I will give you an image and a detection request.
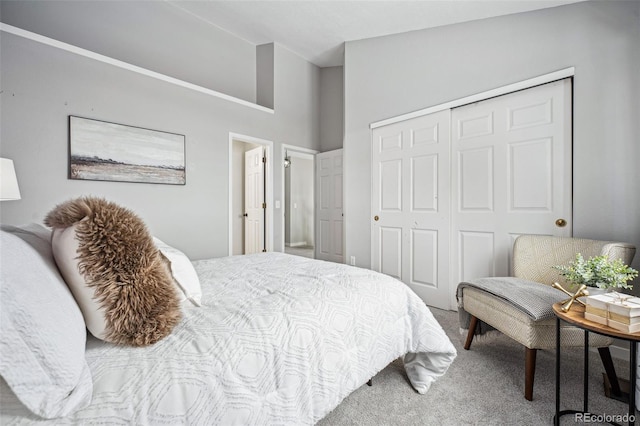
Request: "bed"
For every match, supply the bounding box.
[0,222,456,425]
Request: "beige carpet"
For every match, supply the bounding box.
[319,307,632,425]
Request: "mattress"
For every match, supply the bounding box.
[0,252,456,425]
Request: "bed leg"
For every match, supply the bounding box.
[367,379,372,386]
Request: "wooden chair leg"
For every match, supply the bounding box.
[525,347,537,401]
[464,315,478,350]
[598,347,622,397]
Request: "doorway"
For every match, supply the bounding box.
[229,133,274,256]
[281,144,317,259]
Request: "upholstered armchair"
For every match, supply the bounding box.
[459,235,636,401]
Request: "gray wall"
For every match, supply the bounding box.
[343,1,640,280]
[1,0,258,103]
[273,43,320,151]
[319,66,344,152]
[0,4,321,260]
[257,43,275,109]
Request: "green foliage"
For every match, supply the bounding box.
[554,253,638,290]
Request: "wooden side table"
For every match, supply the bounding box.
[553,302,639,426]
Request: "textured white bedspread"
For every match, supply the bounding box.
[1,252,456,425]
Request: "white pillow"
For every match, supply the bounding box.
[45,197,182,347]
[0,224,92,418]
[154,237,202,307]
[51,223,109,340]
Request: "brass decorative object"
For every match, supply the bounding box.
[552,282,589,312]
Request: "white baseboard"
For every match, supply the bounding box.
[289,241,307,248]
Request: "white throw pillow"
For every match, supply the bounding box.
[45,197,182,347]
[154,237,202,307]
[51,223,109,340]
[0,224,92,419]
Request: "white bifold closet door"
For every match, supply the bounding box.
[372,110,451,309]
[372,79,572,310]
[450,79,572,307]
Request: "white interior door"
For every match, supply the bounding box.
[316,149,344,263]
[450,79,572,306]
[371,111,451,309]
[245,146,265,254]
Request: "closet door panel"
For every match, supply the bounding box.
[450,79,572,307]
[372,111,450,309]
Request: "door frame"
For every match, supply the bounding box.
[280,144,318,254]
[229,132,274,256]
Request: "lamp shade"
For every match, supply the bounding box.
[0,158,21,201]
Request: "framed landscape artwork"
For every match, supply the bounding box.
[69,116,186,185]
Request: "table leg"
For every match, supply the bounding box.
[553,305,638,426]
[584,330,589,414]
[555,317,560,426]
[630,342,636,425]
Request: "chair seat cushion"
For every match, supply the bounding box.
[463,287,613,349]
[458,277,566,321]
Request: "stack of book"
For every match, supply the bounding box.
[584,293,640,333]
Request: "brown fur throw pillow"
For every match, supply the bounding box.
[44,196,181,346]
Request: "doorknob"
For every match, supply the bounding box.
[374,215,379,221]
[555,218,567,227]
[243,213,248,217]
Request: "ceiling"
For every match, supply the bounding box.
[168,0,585,68]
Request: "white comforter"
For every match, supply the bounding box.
[1,253,456,425]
